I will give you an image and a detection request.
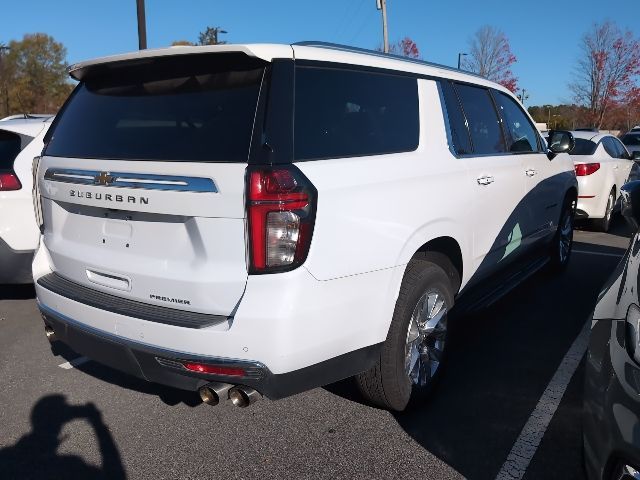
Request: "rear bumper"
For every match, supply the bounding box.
[0,237,33,284]
[39,301,382,399]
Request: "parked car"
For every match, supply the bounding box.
[0,115,53,284]
[584,180,640,479]
[570,131,636,232]
[33,42,577,410]
[622,132,640,156]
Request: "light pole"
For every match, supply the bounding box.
[0,45,9,116]
[136,0,147,50]
[457,52,467,70]
[376,0,389,53]
[213,28,227,45]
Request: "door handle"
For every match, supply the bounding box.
[525,169,537,177]
[477,175,495,186]
[614,165,619,169]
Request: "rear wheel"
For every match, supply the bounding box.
[356,258,454,411]
[594,189,615,232]
[548,197,575,272]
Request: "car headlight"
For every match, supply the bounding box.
[626,304,640,364]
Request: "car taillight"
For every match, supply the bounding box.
[0,172,21,191]
[575,163,600,176]
[246,165,317,274]
[182,362,246,377]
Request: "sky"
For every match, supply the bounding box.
[2,0,638,106]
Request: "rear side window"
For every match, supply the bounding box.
[294,67,419,160]
[45,54,265,162]
[622,134,640,146]
[454,83,506,155]
[0,130,22,170]
[570,139,597,155]
[602,137,620,158]
[492,91,540,153]
[439,81,472,155]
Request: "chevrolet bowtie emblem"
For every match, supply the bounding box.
[95,171,116,186]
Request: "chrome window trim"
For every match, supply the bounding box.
[44,168,218,193]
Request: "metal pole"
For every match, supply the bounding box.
[0,46,9,116]
[136,0,147,50]
[381,0,389,53]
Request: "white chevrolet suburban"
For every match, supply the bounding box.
[33,42,578,411]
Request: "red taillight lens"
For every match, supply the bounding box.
[575,163,600,176]
[247,165,317,273]
[0,172,21,191]
[182,362,246,377]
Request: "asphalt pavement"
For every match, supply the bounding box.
[0,217,633,480]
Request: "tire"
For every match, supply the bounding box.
[356,257,455,411]
[593,189,615,232]
[548,196,575,272]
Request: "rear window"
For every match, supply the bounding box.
[622,134,640,146]
[45,54,265,162]
[294,67,419,160]
[0,130,22,170]
[569,138,597,155]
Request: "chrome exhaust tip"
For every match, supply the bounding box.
[44,325,55,342]
[228,386,261,408]
[198,382,232,406]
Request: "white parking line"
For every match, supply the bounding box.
[495,321,590,480]
[58,356,90,370]
[573,249,623,258]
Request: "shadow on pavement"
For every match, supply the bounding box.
[0,284,35,300]
[50,342,201,408]
[0,394,126,480]
[326,239,628,479]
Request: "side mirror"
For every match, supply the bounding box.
[621,181,640,230]
[633,151,640,161]
[547,130,575,159]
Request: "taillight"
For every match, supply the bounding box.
[575,163,600,176]
[0,172,21,191]
[246,165,317,274]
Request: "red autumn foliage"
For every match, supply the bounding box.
[570,21,640,128]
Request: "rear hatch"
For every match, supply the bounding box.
[38,52,267,316]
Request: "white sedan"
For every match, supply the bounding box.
[569,131,636,231]
[0,115,53,283]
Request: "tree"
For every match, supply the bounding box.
[197,26,227,46]
[2,33,72,116]
[463,25,518,93]
[377,37,421,59]
[570,21,640,129]
[171,40,194,46]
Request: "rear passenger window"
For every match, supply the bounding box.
[0,130,22,171]
[493,91,540,153]
[602,138,618,158]
[294,67,419,160]
[454,83,506,155]
[439,81,472,155]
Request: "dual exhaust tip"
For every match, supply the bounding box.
[199,382,261,408]
[43,325,259,408]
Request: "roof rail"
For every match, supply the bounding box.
[292,41,485,79]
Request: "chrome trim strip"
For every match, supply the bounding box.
[44,168,218,193]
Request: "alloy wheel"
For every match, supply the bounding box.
[404,289,448,386]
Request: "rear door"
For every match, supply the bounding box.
[444,81,527,281]
[491,90,559,246]
[38,53,267,316]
